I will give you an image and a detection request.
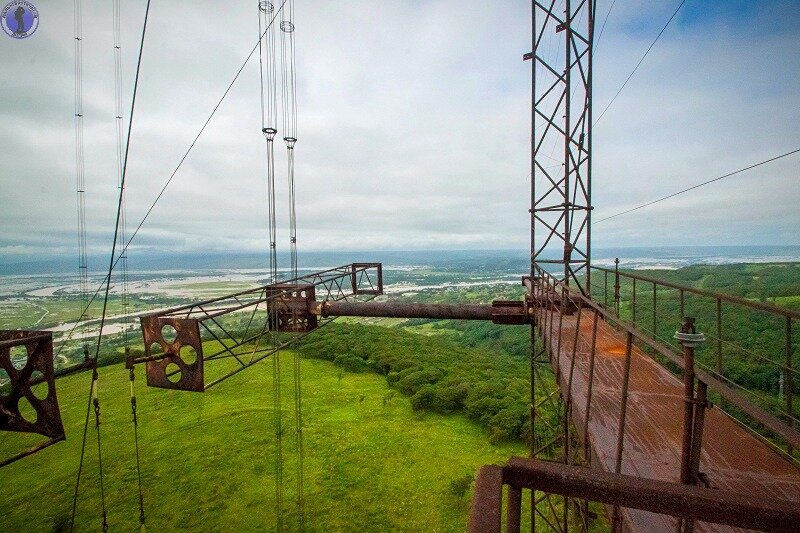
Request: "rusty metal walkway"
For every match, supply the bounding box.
[537,296,800,531]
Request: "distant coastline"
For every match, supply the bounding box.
[1,244,799,276]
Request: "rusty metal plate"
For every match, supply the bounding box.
[267,284,318,332]
[0,331,64,439]
[141,317,204,392]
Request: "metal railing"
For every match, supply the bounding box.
[468,458,800,533]
[533,265,800,453]
[591,263,798,456]
[522,264,800,531]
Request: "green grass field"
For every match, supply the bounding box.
[0,351,528,532]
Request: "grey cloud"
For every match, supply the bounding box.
[1,1,798,263]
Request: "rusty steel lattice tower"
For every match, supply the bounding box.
[525,2,594,529]
[527,0,593,294]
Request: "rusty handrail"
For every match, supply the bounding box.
[591,265,800,320]
[530,266,800,449]
[591,262,798,455]
[468,458,800,533]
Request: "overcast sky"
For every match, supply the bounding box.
[1,1,799,262]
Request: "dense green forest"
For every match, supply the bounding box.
[298,322,553,445]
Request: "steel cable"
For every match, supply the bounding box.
[593,0,615,54]
[595,148,800,223]
[258,1,285,527]
[69,370,96,532]
[279,0,304,527]
[51,0,289,366]
[73,0,89,360]
[113,0,145,525]
[129,367,146,528]
[594,0,685,126]
[71,2,151,530]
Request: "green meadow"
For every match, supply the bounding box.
[0,349,529,532]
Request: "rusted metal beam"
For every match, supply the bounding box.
[470,465,503,533]
[506,484,522,533]
[314,301,492,321]
[500,458,800,533]
[312,300,531,325]
[678,318,699,486]
[0,434,64,468]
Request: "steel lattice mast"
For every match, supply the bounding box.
[525,2,594,529]
[528,0,594,294]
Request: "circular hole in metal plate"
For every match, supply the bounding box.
[29,370,49,401]
[0,368,10,396]
[165,362,181,384]
[18,396,38,425]
[180,345,197,366]
[10,344,28,370]
[150,342,164,357]
[161,324,178,344]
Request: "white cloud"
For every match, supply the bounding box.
[0,0,798,263]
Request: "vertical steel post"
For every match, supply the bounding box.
[683,378,708,533]
[680,289,685,320]
[787,317,794,455]
[507,484,522,533]
[614,258,620,317]
[547,283,553,355]
[612,331,634,530]
[614,331,634,474]
[689,380,708,480]
[716,298,723,376]
[567,304,583,404]
[652,282,657,340]
[529,11,537,532]
[556,291,565,379]
[563,0,572,289]
[679,317,697,486]
[586,0,594,298]
[676,316,706,494]
[583,312,600,464]
[582,310,600,532]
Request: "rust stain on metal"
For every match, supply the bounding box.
[541,307,800,532]
[469,465,504,532]
[0,330,65,439]
[469,458,800,533]
[267,283,318,332]
[141,317,204,392]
